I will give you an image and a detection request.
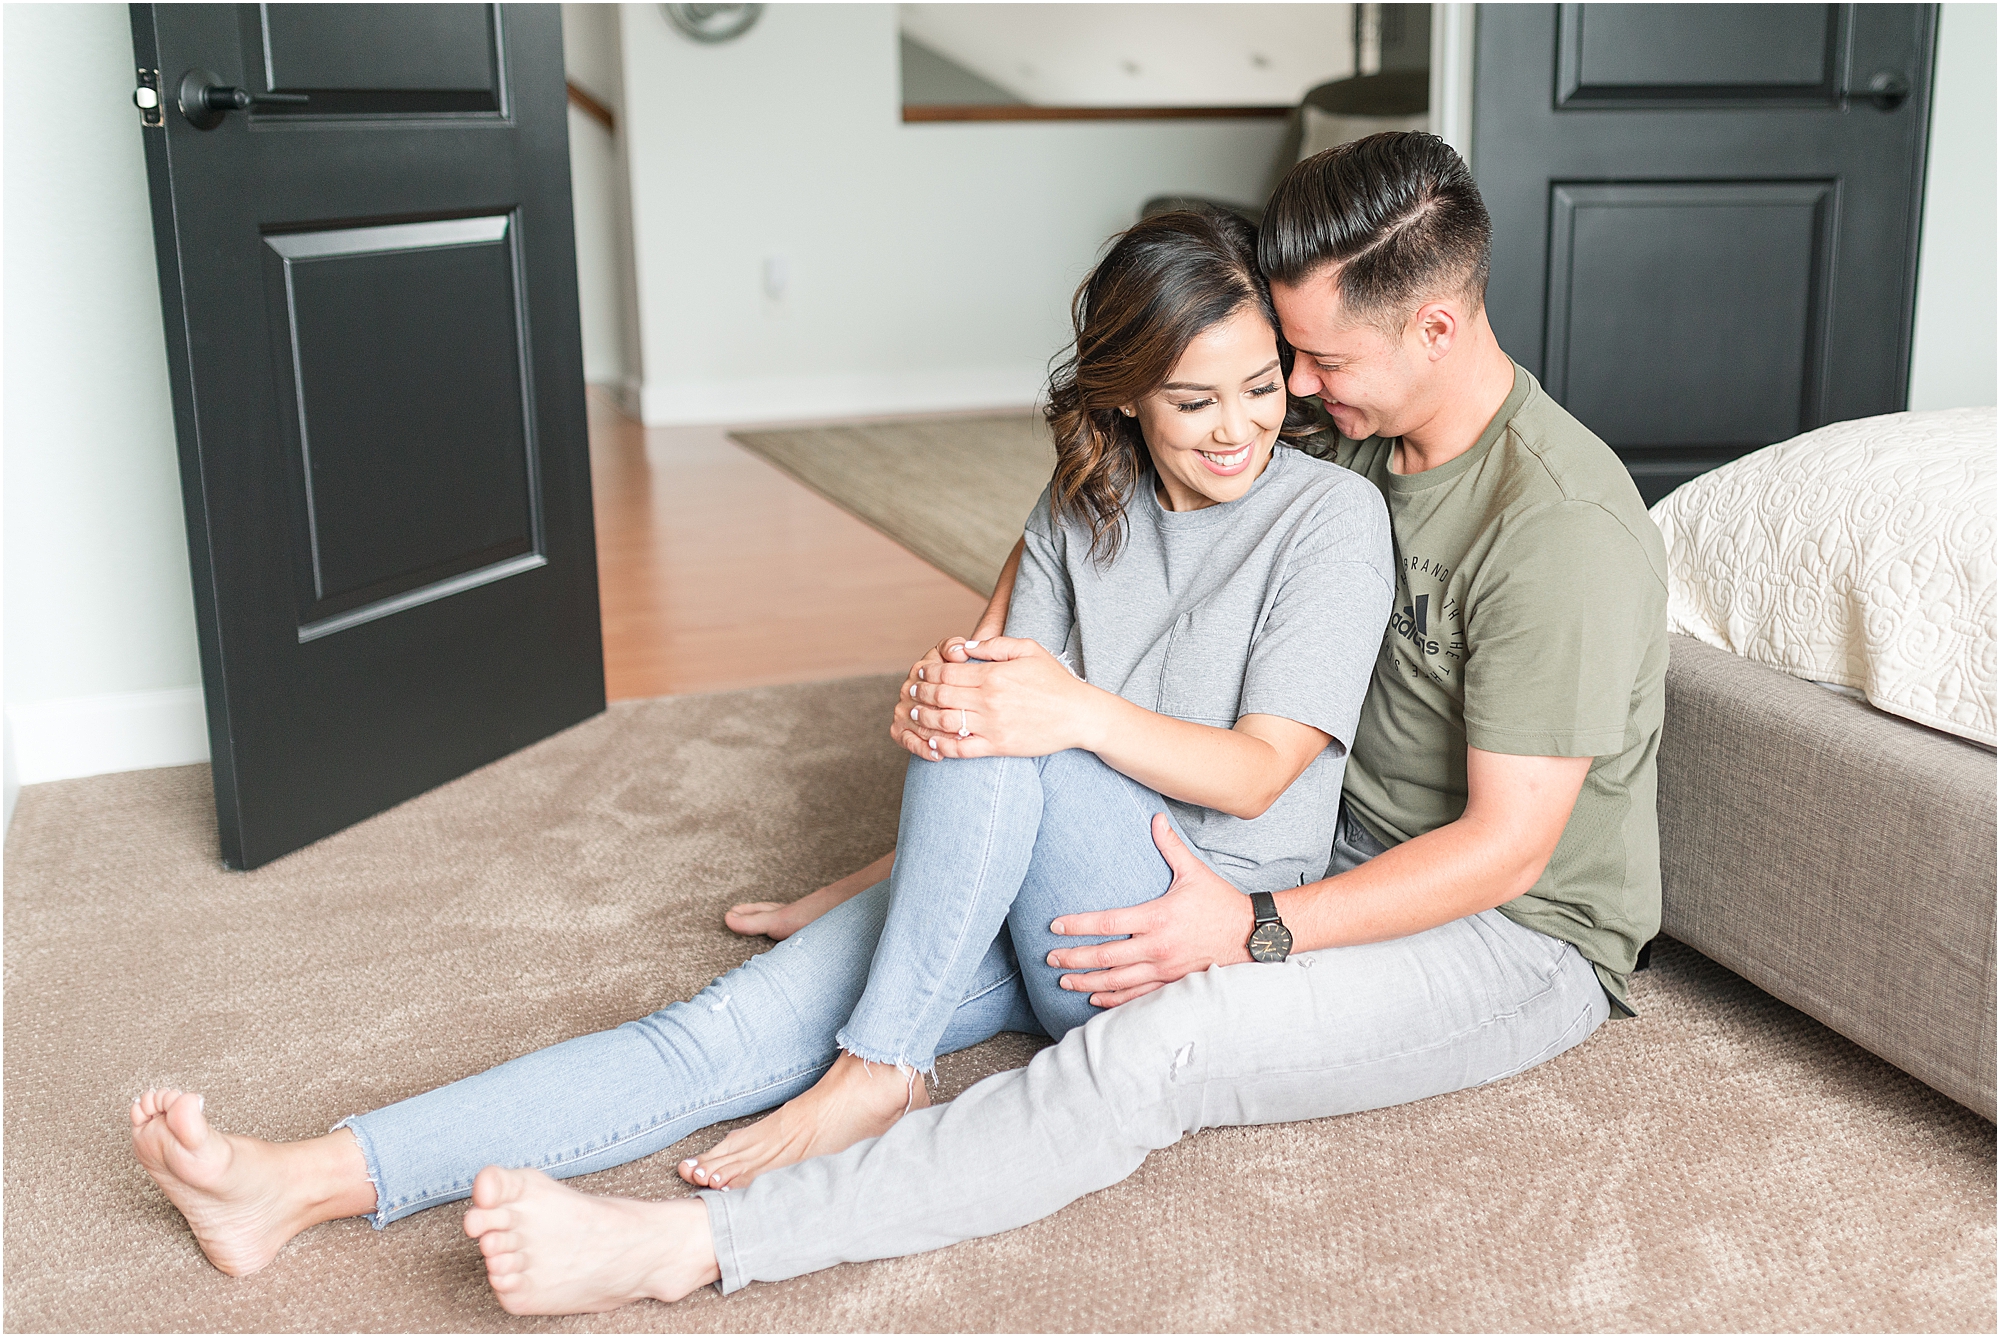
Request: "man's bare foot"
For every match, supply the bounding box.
[463,1166,719,1315]
[723,900,809,941]
[128,1089,374,1276]
[678,1051,928,1190]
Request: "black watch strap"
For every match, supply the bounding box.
[1249,891,1281,925]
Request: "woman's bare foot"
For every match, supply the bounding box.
[723,900,810,941]
[128,1089,374,1276]
[463,1166,719,1315]
[726,852,897,941]
[678,1052,928,1190]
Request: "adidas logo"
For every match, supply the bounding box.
[1389,593,1441,656]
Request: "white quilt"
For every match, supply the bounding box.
[1649,407,1997,745]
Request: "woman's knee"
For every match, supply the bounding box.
[1021,971,1100,1041]
[901,751,1032,795]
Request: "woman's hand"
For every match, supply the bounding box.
[888,635,984,758]
[900,636,1109,760]
[886,538,1026,759]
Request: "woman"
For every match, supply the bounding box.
[128,208,1393,1279]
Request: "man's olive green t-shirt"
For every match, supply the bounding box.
[1331,364,1668,1015]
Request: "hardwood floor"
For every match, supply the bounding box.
[588,390,990,701]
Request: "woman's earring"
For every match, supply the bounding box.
[1120,407,1136,417]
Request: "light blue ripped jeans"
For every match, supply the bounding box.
[339,747,1195,1225]
[698,802,1615,1293]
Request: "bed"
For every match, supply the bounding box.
[1649,407,1996,1119]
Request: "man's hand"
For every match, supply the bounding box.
[1044,814,1254,1007]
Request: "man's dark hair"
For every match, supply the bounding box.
[1258,131,1492,332]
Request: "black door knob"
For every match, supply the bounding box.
[1857,69,1912,112]
[177,68,309,130]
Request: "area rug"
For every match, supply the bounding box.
[3,676,1993,1333]
[731,415,1053,595]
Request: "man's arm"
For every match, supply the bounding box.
[1045,746,1591,1005]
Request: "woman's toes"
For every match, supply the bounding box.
[162,1091,209,1151]
[477,1229,519,1258]
[724,903,797,940]
[470,1164,529,1210]
[464,1205,514,1242]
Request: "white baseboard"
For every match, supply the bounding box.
[639,366,1048,427]
[599,375,645,421]
[7,686,210,787]
[4,719,18,834]
[604,374,644,420]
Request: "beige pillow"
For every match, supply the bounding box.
[1298,105,1430,160]
[1649,407,1996,745]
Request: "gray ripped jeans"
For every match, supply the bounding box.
[698,802,1613,1292]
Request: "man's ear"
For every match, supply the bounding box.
[1413,301,1459,362]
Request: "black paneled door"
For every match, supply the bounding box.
[1475,4,1936,503]
[131,5,604,869]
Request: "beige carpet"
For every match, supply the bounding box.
[731,415,1053,595]
[4,676,1993,1333]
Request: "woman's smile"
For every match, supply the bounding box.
[1197,444,1255,473]
[1132,305,1288,511]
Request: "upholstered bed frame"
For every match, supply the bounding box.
[1658,634,1997,1119]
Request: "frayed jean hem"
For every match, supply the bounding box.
[330,1114,393,1230]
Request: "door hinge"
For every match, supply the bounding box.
[133,68,164,128]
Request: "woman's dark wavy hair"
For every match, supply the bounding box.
[1044,207,1324,562]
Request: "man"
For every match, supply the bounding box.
[459,132,1669,1314]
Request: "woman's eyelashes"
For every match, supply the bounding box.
[1170,383,1281,414]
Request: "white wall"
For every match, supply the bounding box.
[1908,2,1998,411]
[1428,3,1475,160]
[563,3,642,406]
[3,4,209,815]
[0,3,648,814]
[618,3,1291,425]
[3,1,1987,815]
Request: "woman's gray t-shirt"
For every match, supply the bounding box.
[1004,445,1394,893]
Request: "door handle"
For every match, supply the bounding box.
[1853,69,1912,112]
[177,68,309,129]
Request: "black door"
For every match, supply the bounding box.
[130,4,604,869]
[1475,4,1936,503]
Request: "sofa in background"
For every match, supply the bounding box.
[1658,634,1996,1119]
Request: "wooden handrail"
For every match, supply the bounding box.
[566,80,615,133]
[903,104,1291,123]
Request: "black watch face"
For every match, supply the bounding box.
[1248,922,1293,962]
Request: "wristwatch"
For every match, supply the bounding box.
[1246,891,1293,963]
